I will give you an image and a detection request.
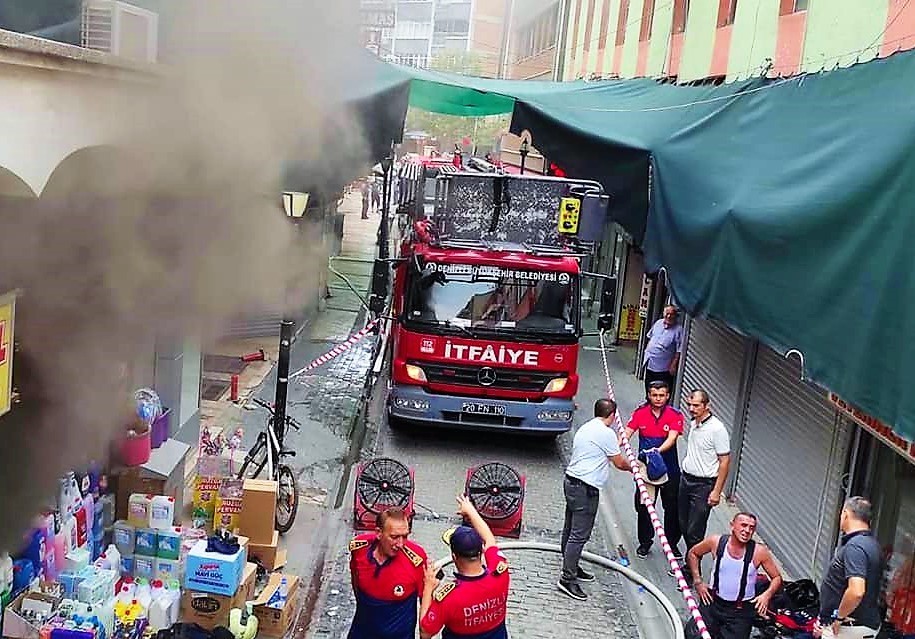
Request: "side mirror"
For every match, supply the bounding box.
[597,276,617,331]
[369,258,390,314]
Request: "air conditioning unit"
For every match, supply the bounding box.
[81,0,158,63]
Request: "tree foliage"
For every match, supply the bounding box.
[404,52,510,154]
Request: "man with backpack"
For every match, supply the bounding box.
[686,512,783,639]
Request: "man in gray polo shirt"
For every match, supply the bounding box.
[643,306,683,396]
[678,389,731,577]
[558,398,631,601]
[815,497,883,638]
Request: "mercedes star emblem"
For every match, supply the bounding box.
[478,367,497,386]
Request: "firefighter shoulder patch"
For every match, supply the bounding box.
[401,545,423,567]
[433,582,456,602]
[494,561,509,575]
[349,538,369,553]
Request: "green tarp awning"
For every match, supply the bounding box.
[364,51,915,442]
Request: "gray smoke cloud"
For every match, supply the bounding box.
[0,0,378,553]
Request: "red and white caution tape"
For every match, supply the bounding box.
[598,330,711,639]
[290,318,381,381]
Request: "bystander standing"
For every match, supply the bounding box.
[557,398,631,601]
[642,306,683,396]
[679,389,731,580]
[814,497,883,639]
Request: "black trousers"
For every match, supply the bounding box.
[644,368,675,396]
[679,473,716,555]
[561,475,600,582]
[635,477,682,551]
[700,597,755,639]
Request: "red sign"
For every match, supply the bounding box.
[0,319,7,365]
[828,392,915,464]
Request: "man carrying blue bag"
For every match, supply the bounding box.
[624,379,685,563]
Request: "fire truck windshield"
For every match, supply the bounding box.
[405,264,579,339]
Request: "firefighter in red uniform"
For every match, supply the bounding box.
[348,507,428,639]
[419,495,510,639]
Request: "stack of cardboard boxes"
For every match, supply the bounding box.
[180,536,256,630]
[238,481,287,573]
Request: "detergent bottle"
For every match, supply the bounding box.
[127,495,152,528]
[134,578,152,611]
[0,551,13,597]
[149,497,175,530]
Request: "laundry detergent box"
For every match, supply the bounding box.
[183,537,248,597]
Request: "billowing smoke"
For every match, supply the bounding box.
[0,0,377,553]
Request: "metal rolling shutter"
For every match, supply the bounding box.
[735,345,851,580]
[679,317,749,433]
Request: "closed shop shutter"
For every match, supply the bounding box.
[679,317,750,433]
[735,345,851,580]
[223,312,285,339]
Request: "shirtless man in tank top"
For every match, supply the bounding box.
[686,512,784,639]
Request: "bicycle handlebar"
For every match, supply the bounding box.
[249,396,302,432]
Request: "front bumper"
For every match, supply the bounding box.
[387,384,573,434]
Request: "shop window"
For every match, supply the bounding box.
[852,432,915,633]
[616,0,631,46]
[672,0,690,34]
[779,0,808,14]
[717,0,738,27]
[639,0,656,41]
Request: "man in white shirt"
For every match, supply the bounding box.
[558,398,631,601]
[678,389,731,581]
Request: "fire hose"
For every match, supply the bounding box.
[598,329,712,639]
[433,542,684,639]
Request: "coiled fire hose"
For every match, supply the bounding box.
[434,542,685,639]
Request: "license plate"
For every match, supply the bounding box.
[461,402,506,416]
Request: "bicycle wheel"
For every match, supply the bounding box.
[275,464,299,534]
[237,434,268,480]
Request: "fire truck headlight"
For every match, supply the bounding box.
[544,377,568,393]
[405,364,427,382]
[538,410,573,422]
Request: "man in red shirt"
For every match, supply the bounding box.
[348,507,428,639]
[624,379,685,562]
[419,495,510,639]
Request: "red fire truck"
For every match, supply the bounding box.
[384,166,614,436]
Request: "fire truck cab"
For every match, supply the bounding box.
[384,167,613,436]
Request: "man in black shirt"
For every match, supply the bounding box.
[815,497,883,638]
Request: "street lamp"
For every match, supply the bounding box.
[519,138,529,175]
[273,191,309,448]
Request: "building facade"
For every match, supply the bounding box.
[560,0,915,82]
[507,0,561,79]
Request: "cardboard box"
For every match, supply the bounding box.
[180,562,257,630]
[184,536,249,597]
[252,574,300,637]
[247,531,287,571]
[238,480,278,545]
[113,439,190,521]
[2,590,62,639]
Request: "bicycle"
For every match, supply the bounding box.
[237,396,301,533]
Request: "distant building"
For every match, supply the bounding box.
[507,0,561,79]
[559,0,915,83]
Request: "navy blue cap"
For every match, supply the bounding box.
[442,526,483,557]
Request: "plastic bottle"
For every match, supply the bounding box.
[153,558,178,582]
[268,577,289,609]
[149,496,175,530]
[617,544,630,567]
[0,551,13,595]
[134,578,152,611]
[112,521,136,556]
[127,495,152,528]
[156,527,181,560]
[134,528,157,557]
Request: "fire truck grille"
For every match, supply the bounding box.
[416,361,559,392]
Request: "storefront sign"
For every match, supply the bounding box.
[638,275,651,319]
[427,262,570,283]
[828,392,915,463]
[618,304,642,341]
[0,291,15,417]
